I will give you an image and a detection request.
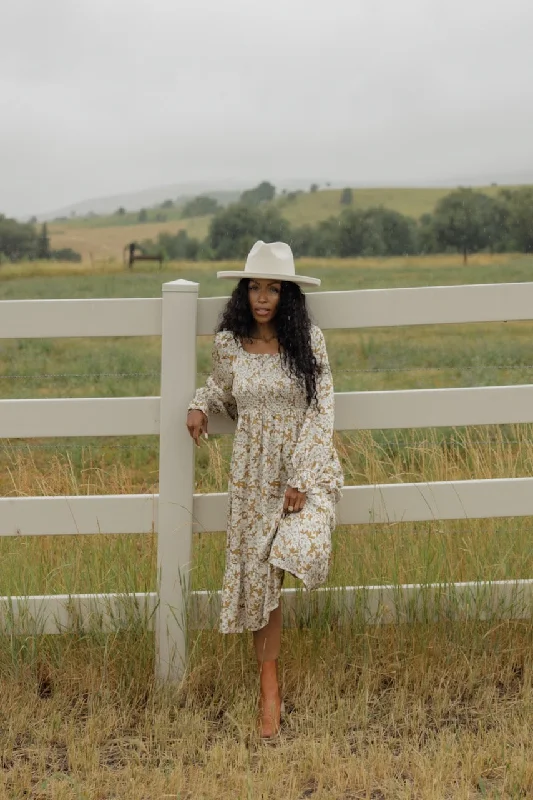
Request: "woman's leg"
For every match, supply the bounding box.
[253,602,282,662]
[253,602,282,738]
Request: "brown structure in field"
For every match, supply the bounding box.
[124,242,164,269]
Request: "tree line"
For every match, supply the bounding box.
[4,183,533,265]
[140,186,533,263]
[0,217,81,263]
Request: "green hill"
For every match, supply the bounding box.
[49,184,531,262]
[276,185,521,226]
[58,184,527,231]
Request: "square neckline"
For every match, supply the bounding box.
[237,336,282,357]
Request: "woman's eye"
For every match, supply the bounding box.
[249,285,279,293]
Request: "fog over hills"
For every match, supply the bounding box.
[33,170,533,223]
[35,178,341,222]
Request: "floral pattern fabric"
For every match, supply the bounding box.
[187,324,344,633]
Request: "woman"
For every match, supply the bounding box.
[186,240,344,738]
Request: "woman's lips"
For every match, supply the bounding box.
[255,309,270,316]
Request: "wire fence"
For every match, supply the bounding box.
[0,372,160,381]
[3,363,533,381]
[2,436,533,454]
[1,441,159,451]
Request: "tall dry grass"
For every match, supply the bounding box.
[1,251,525,278]
[3,621,533,799]
[2,430,533,797]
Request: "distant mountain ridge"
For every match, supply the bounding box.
[35,178,340,222]
[32,170,533,222]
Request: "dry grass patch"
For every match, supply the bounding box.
[2,623,533,798]
[5,252,523,280]
[49,217,210,263]
[295,252,524,271]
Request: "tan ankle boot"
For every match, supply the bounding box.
[258,659,283,739]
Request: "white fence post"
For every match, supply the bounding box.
[155,278,199,682]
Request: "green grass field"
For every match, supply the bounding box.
[3,254,533,797]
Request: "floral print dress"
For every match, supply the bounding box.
[187,324,344,633]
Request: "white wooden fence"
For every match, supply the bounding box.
[3,278,533,680]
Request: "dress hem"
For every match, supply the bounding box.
[268,555,327,592]
[219,595,281,634]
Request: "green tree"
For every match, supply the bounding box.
[500,188,533,252]
[310,183,319,193]
[417,214,439,254]
[484,194,512,253]
[181,196,220,218]
[138,208,148,223]
[150,229,200,260]
[340,187,353,206]
[209,205,260,259]
[336,207,417,257]
[0,215,38,260]
[311,218,340,257]
[372,208,417,255]
[260,206,291,241]
[337,210,366,257]
[36,222,51,259]
[51,247,82,262]
[208,203,289,259]
[289,225,317,257]
[286,191,302,203]
[115,207,126,215]
[240,181,276,207]
[160,199,174,209]
[432,189,495,263]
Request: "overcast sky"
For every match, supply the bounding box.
[2,0,532,217]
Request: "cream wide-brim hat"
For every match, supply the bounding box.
[216,240,321,287]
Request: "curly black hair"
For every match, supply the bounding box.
[216,278,322,407]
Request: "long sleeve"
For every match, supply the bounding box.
[287,326,342,495]
[187,331,237,421]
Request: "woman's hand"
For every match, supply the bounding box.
[283,485,307,514]
[186,409,208,447]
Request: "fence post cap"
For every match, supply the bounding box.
[162,279,199,293]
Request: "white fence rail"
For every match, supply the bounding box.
[5,384,533,441]
[5,477,533,537]
[2,279,533,680]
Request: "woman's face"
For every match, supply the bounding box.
[248,279,282,325]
